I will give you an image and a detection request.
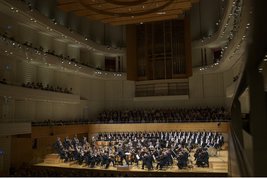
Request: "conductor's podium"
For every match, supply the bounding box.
[43,153,62,164]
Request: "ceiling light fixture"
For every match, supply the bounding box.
[157,11,166,15]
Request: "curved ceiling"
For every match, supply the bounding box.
[57,0,199,25]
[190,0,226,41]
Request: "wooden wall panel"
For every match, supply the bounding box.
[31,127,52,138]
[126,25,137,81]
[88,122,229,134]
[184,14,192,77]
[52,125,88,136]
[10,137,32,168]
[0,136,11,175]
[32,123,229,139]
[32,125,89,138]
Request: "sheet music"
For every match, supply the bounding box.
[136,155,140,159]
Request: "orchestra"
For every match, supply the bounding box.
[53,131,224,170]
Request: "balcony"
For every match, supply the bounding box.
[0,83,80,104]
[0,122,31,136]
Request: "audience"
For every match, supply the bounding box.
[233,74,240,82]
[32,107,230,126]
[10,164,132,177]
[31,119,90,126]
[31,106,230,126]
[0,33,103,71]
[0,78,7,84]
[98,107,230,123]
[21,82,73,94]
[0,77,73,95]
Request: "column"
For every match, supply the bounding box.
[247,68,267,176]
[231,99,244,146]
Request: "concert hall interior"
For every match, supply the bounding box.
[0,0,267,177]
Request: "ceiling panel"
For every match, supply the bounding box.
[57,0,199,25]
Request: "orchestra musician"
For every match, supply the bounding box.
[54,130,220,170]
[54,137,69,162]
[141,152,153,170]
[156,151,168,170]
[195,147,209,167]
[177,148,189,169]
[117,147,129,165]
[101,151,111,169]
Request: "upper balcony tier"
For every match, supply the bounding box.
[0,83,80,104]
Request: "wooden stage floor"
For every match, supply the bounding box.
[34,149,228,176]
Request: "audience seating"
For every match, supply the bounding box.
[97,107,230,123]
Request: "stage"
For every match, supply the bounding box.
[34,149,228,176]
[31,123,230,176]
